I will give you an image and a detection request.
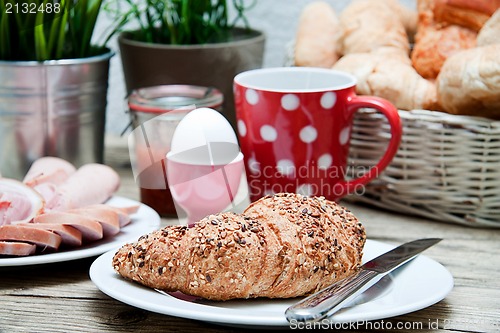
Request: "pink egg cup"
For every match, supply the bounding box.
[166,152,244,227]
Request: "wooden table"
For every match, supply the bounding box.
[1,137,499,332]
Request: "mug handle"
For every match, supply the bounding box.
[334,95,402,198]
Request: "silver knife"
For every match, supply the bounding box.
[285,238,442,323]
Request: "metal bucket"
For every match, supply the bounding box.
[0,52,113,179]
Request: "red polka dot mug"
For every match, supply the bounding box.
[234,67,402,202]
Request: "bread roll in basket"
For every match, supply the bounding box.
[294,0,500,119]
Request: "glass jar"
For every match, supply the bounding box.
[128,85,223,217]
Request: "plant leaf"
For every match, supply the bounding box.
[47,4,62,58]
[0,0,11,59]
[55,0,69,59]
[80,0,103,57]
[34,7,47,61]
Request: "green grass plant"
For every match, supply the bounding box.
[103,0,256,45]
[0,0,107,61]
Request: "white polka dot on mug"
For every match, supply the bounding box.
[234,67,402,202]
[281,94,300,111]
[260,125,278,142]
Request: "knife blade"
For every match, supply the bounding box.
[285,238,442,323]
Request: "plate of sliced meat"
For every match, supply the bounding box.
[0,196,161,267]
[0,157,161,266]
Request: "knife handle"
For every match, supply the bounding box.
[285,269,381,323]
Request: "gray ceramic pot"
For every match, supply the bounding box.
[118,28,265,129]
[0,51,113,179]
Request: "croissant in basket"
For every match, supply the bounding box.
[112,193,366,301]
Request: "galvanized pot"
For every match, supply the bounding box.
[0,51,113,179]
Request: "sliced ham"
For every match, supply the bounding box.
[69,207,120,237]
[112,204,140,215]
[49,164,120,211]
[20,223,82,247]
[86,204,133,227]
[31,182,59,209]
[23,157,76,187]
[0,179,45,225]
[0,225,61,250]
[0,241,36,256]
[34,212,103,242]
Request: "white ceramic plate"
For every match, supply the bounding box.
[0,197,160,267]
[90,239,454,328]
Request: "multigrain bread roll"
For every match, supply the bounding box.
[244,193,366,298]
[436,44,500,118]
[294,1,341,68]
[113,193,366,300]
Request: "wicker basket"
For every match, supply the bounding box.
[346,109,500,227]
